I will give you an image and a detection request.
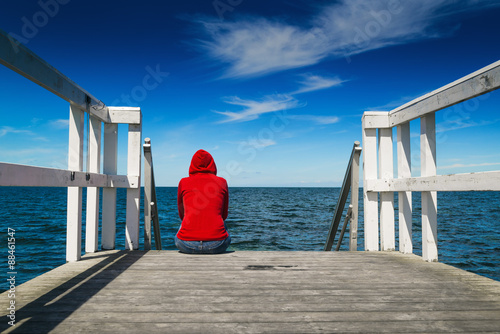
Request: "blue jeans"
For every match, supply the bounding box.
[175,235,231,254]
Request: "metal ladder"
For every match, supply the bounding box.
[324,141,362,251]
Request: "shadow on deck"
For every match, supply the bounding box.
[1,250,143,333]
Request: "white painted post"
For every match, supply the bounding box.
[362,117,379,251]
[378,128,395,251]
[125,122,142,250]
[67,105,84,262]
[102,124,118,250]
[85,116,101,253]
[397,122,412,254]
[421,113,438,262]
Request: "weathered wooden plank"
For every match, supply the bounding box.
[34,293,500,306]
[12,283,484,294]
[10,320,500,334]
[25,270,494,283]
[14,310,500,323]
[25,299,500,314]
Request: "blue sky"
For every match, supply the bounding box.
[1,0,499,187]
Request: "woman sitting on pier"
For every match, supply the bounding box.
[175,149,231,254]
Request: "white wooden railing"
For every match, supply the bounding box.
[0,29,142,262]
[362,60,500,262]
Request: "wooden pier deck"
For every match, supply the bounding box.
[2,250,500,333]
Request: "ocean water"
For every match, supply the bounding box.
[1,187,499,288]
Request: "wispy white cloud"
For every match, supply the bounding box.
[195,0,499,78]
[0,126,34,137]
[285,74,344,124]
[30,118,43,126]
[198,18,328,78]
[288,115,340,125]
[213,94,304,123]
[49,119,69,129]
[436,117,498,133]
[246,138,276,149]
[214,73,343,123]
[34,137,50,142]
[292,74,345,95]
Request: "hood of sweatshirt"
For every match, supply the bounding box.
[189,149,217,176]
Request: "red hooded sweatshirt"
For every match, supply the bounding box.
[176,150,229,241]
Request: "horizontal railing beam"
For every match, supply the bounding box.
[0,29,108,122]
[362,111,390,129]
[108,107,142,124]
[0,162,138,188]
[388,60,500,127]
[365,171,500,192]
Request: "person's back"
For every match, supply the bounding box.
[175,149,230,254]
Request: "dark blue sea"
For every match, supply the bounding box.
[1,187,500,289]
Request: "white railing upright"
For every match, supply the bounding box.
[362,60,500,261]
[0,29,143,262]
[143,138,162,251]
